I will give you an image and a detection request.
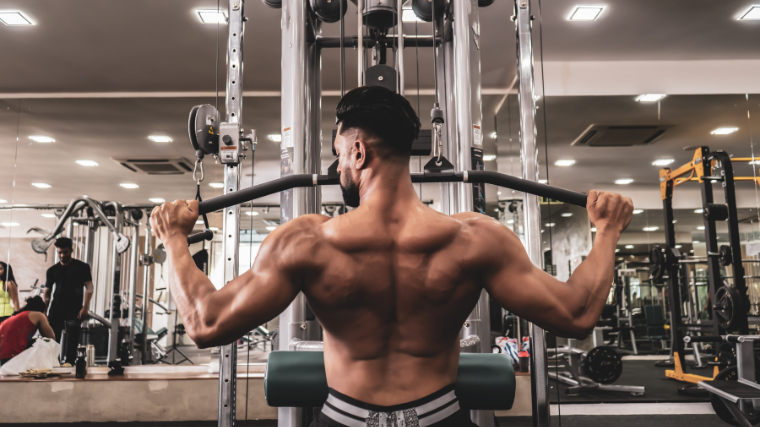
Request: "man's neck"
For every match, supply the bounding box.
[358,161,423,213]
[60,259,72,266]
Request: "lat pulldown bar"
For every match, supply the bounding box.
[187,171,587,244]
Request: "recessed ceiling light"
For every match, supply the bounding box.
[643,226,659,232]
[76,160,98,167]
[1,222,19,227]
[738,5,760,20]
[615,178,634,185]
[625,245,634,249]
[148,135,173,143]
[561,213,573,217]
[538,179,548,184]
[711,127,738,135]
[675,245,682,249]
[545,223,555,227]
[694,209,704,214]
[196,220,204,225]
[633,209,643,214]
[555,159,576,167]
[29,135,55,143]
[196,9,227,24]
[120,183,139,189]
[149,198,165,203]
[636,94,666,103]
[0,11,34,26]
[41,213,56,218]
[615,248,620,253]
[483,154,497,161]
[591,227,597,232]
[672,219,678,223]
[245,211,260,216]
[0,199,6,203]
[697,226,705,230]
[490,132,498,139]
[402,8,423,22]
[507,220,515,224]
[568,6,604,21]
[652,159,674,166]
[693,241,700,244]
[268,134,282,142]
[209,182,224,188]
[209,227,220,231]
[32,183,51,189]
[266,226,277,231]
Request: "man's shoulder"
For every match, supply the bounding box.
[71,259,90,270]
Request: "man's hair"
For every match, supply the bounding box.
[54,237,73,249]
[17,296,46,314]
[336,86,421,157]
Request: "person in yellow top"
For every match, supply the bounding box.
[0,262,20,324]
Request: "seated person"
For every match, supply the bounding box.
[0,296,55,365]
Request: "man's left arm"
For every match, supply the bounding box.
[152,200,321,348]
[78,281,93,320]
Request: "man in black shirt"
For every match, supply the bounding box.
[43,237,94,363]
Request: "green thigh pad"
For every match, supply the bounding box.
[264,351,515,410]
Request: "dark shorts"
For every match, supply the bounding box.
[310,385,477,427]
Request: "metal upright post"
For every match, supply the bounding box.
[141,215,152,364]
[218,1,245,426]
[279,0,321,426]
[514,1,550,426]
[451,1,491,426]
[358,0,364,86]
[127,223,140,359]
[441,9,458,216]
[396,0,404,95]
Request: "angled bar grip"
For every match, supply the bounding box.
[187,229,214,245]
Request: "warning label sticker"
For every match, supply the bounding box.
[283,127,293,148]
[473,124,483,147]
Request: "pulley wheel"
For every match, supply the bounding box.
[310,0,348,23]
[719,245,733,267]
[714,286,742,330]
[649,245,665,282]
[710,366,760,426]
[583,346,623,384]
[188,104,220,156]
[411,0,446,22]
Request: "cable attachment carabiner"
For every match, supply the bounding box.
[430,103,445,165]
[193,150,205,185]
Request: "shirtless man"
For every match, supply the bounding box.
[151,86,633,427]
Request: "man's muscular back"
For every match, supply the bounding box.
[302,202,486,405]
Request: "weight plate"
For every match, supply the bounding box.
[715,286,742,330]
[583,346,623,385]
[650,245,665,282]
[710,366,760,426]
[310,0,347,23]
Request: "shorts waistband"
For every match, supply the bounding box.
[320,385,460,427]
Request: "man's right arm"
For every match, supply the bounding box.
[474,190,633,339]
[44,269,52,304]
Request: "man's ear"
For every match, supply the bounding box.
[352,138,368,170]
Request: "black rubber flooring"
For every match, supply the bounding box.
[549,359,712,403]
[0,415,729,427]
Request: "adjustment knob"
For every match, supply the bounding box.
[223,135,233,145]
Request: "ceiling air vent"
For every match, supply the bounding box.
[113,158,193,175]
[571,124,672,147]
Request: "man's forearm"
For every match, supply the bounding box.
[164,237,219,340]
[567,226,620,328]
